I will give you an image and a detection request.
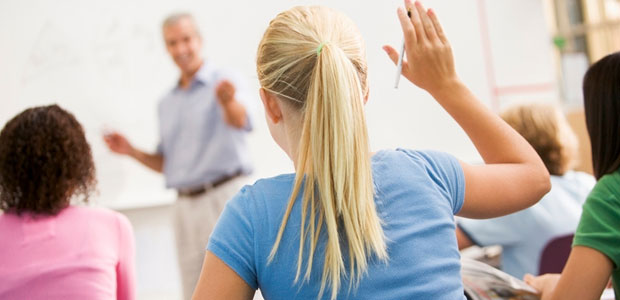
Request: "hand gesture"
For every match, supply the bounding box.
[103,131,134,156]
[523,273,560,300]
[216,80,236,105]
[383,0,458,94]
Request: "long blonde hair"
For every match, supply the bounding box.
[256,6,387,299]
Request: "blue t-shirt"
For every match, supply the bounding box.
[208,149,466,299]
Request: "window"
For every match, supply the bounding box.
[549,0,620,63]
[545,0,620,106]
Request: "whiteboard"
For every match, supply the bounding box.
[0,0,557,209]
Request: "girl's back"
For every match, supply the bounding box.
[0,206,134,300]
[209,149,466,299]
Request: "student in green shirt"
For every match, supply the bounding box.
[525,51,620,299]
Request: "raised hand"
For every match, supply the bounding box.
[383,0,458,94]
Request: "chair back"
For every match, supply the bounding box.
[538,233,574,275]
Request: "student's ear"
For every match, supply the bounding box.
[260,88,283,124]
[363,88,369,104]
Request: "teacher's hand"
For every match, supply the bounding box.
[103,132,134,156]
[216,80,236,105]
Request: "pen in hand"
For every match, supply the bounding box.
[394,8,412,89]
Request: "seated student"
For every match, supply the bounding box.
[456,103,596,279]
[0,105,135,300]
[192,1,550,299]
[525,52,620,299]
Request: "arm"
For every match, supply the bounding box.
[103,132,164,173]
[438,83,549,218]
[192,251,255,300]
[129,148,164,173]
[116,214,136,300]
[525,246,613,300]
[384,0,549,218]
[216,80,248,129]
[525,187,619,300]
[455,226,475,250]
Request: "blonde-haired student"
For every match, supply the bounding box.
[192,1,550,299]
[457,103,595,278]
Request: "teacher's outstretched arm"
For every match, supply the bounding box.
[103,132,163,173]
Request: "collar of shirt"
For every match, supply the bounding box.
[175,60,214,91]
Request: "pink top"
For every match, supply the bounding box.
[0,206,135,300]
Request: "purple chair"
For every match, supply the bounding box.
[538,233,574,275]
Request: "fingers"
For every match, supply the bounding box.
[103,136,112,147]
[103,134,115,145]
[414,1,438,42]
[218,79,234,88]
[523,274,534,284]
[216,81,225,91]
[397,6,416,44]
[216,80,236,103]
[401,1,443,45]
[383,45,410,75]
[217,80,235,93]
[104,136,118,147]
[103,136,118,151]
[405,0,424,42]
[523,273,545,292]
[104,133,128,146]
[382,45,400,65]
[107,133,122,141]
[428,8,448,45]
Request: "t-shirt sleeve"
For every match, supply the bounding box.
[115,213,136,300]
[400,149,466,214]
[573,186,620,269]
[207,186,258,290]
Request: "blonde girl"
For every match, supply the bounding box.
[193,1,549,299]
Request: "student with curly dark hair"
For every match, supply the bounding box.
[0,105,135,300]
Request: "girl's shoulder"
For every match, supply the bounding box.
[227,173,298,213]
[591,170,620,198]
[373,148,462,178]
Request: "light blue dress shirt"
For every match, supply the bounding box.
[208,149,467,299]
[157,62,254,189]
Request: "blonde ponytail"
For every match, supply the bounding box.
[257,6,387,299]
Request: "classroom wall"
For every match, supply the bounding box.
[0,0,558,299]
[0,0,559,209]
[566,109,594,174]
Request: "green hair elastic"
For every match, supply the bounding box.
[317,43,325,55]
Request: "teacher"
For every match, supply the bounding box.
[103,12,253,299]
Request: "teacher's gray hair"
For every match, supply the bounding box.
[162,13,201,38]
